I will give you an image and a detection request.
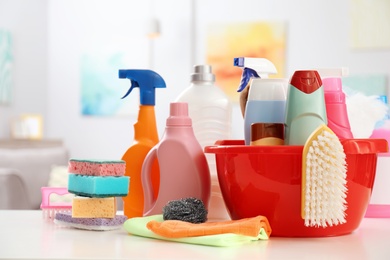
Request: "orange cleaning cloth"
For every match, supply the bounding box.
[146,216,272,238]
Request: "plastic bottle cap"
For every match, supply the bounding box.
[316,68,349,78]
[251,123,285,141]
[322,77,342,92]
[290,71,322,94]
[166,102,192,126]
[248,78,288,101]
[191,65,215,82]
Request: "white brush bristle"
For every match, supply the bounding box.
[304,129,348,227]
[42,209,72,221]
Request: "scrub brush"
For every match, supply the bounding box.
[40,187,73,220]
[302,124,348,227]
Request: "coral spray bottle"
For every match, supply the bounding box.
[142,102,211,216]
[118,69,166,218]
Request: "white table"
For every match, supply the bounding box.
[0,210,389,259]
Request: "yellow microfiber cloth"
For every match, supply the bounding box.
[123,215,271,247]
[146,215,271,238]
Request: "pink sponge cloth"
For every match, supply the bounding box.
[68,159,125,176]
[54,212,127,231]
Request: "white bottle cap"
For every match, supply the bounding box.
[248,78,288,101]
[191,65,215,82]
[316,68,349,78]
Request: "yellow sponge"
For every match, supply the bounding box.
[72,196,117,218]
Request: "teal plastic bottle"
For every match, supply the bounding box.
[284,70,327,145]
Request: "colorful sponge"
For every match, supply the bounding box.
[68,174,129,197]
[68,159,125,177]
[55,212,127,231]
[54,158,129,231]
[72,196,117,218]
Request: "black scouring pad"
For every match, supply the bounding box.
[162,197,208,223]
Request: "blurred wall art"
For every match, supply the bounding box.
[80,41,149,117]
[350,0,390,49]
[0,29,13,105]
[206,21,287,101]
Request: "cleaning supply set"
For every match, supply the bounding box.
[117,67,273,246]
[40,58,386,243]
[175,65,232,219]
[119,69,166,218]
[54,159,129,231]
[205,60,388,236]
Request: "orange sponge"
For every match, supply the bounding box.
[72,196,116,218]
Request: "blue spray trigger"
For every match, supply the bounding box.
[236,68,260,92]
[118,69,166,105]
[121,79,139,99]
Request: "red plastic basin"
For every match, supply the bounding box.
[205,139,388,237]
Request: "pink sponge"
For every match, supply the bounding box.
[68,159,125,176]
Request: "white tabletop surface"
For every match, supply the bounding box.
[0,210,389,259]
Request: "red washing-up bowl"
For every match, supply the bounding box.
[205,139,388,237]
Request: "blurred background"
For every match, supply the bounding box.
[0,0,389,159]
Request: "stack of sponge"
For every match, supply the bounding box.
[54,159,130,231]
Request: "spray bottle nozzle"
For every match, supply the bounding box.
[234,57,245,67]
[234,57,277,92]
[119,69,166,106]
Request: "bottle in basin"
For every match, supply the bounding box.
[234,57,287,145]
[284,70,327,145]
[317,68,353,139]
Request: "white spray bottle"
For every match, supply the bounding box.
[175,65,232,219]
[234,57,287,145]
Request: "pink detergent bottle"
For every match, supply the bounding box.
[141,102,211,216]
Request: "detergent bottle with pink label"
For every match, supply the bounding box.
[141,102,211,216]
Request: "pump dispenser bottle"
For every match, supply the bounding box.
[142,102,211,216]
[175,65,231,219]
[234,57,287,145]
[118,69,166,218]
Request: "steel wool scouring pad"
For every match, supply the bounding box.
[162,197,208,223]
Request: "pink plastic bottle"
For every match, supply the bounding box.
[141,102,211,216]
[318,68,353,139]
